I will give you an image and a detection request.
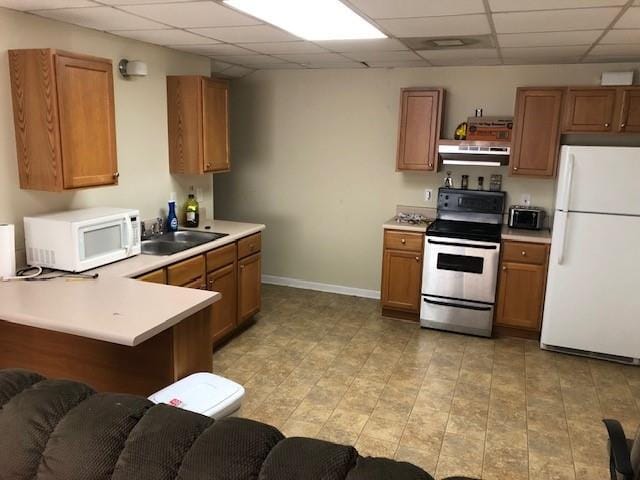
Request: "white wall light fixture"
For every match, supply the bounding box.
[118,59,148,79]
[223,0,386,41]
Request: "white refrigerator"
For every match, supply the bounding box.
[541,146,640,363]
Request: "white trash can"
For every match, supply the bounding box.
[148,372,245,419]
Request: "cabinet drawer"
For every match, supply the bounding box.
[137,268,166,284]
[384,230,423,252]
[238,233,261,259]
[502,241,549,265]
[206,243,236,272]
[167,255,206,286]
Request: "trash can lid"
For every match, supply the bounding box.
[149,372,244,416]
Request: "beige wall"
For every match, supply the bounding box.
[215,62,639,293]
[0,7,213,264]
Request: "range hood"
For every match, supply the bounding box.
[438,140,510,167]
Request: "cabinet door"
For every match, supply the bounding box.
[137,268,166,284]
[563,88,617,133]
[495,262,547,332]
[167,255,206,286]
[55,54,118,188]
[396,88,443,172]
[381,249,422,313]
[618,88,640,133]
[183,277,207,290]
[238,252,261,325]
[202,78,230,173]
[207,263,237,343]
[510,88,563,178]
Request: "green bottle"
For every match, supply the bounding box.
[184,188,199,228]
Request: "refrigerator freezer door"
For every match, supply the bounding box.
[541,211,640,360]
[557,146,640,216]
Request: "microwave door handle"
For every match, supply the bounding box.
[125,216,134,255]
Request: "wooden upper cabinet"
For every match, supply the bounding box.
[8,49,118,192]
[510,87,564,178]
[167,76,229,175]
[618,88,640,133]
[563,87,617,133]
[396,88,444,172]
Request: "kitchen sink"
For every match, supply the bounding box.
[141,230,228,256]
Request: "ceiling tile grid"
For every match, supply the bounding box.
[0,0,639,76]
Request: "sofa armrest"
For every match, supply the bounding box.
[603,419,633,477]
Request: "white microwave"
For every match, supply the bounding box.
[24,207,141,272]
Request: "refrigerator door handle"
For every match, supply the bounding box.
[559,153,575,212]
[556,212,569,265]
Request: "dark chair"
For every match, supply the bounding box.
[604,419,640,480]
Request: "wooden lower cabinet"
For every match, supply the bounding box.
[208,263,237,343]
[137,268,166,284]
[380,229,423,321]
[494,241,550,338]
[238,253,261,326]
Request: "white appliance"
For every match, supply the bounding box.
[24,207,141,272]
[541,146,640,364]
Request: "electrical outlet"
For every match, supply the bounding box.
[520,194,531,206]
[424,189,432,202]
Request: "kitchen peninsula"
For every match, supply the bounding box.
[0,220,264,396]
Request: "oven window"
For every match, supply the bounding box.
[83,224,122,259]
[437,253,484,274]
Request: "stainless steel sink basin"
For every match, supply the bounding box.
[141,230,228,256]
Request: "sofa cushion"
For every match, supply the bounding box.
[346,456,435,480]
[258,437,358,480]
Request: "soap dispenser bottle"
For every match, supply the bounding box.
[167,192,179,232]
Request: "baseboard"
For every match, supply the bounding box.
[262,275,381,300]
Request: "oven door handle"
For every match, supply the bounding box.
[423,298,493,311]
[427,239,497,250]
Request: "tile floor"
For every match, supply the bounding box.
[213,285,640,480]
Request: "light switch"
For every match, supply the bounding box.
[424,189,432,202]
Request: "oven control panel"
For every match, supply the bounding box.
[437,188,505,223]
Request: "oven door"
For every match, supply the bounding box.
[422,236,500,303]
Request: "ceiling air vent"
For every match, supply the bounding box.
[400,35,495,51]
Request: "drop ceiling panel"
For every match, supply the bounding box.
[238,42,328,54]
[429,57,502,66]
[37,6,163,30]
[120,1,261,28]
[489,0,626,12]
[346,0,485,19]
[214,54,287,65]
[0,0,95,9]
[493,8,620,33]
[614,7,640,28]
[501,45,591,58]
[498,31,603,48]
[367,59,429,68]
[503,57,582,65]
[344,50,420,62]
[274,52,357,65]
[590,43,640,55]
[316,38,408,52]
[99,0,194,4]
[222,65,254,77]
[377,14,491,37]
[111,28,213,45]
[417,48,499,60]
[171,43,254,55]
[190,25,298,43]
[601,29,640,43]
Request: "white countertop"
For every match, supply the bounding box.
[383,218,552,244]
[501,226,552,244]
[0,220,264,346]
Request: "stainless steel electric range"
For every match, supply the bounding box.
[420,188,505,337]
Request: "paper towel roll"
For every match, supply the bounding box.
[0,224,16,280]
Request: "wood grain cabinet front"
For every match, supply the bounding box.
[495,241,550,338]
[9,49,118,191]
[167,76,229,174]
[206,243,237,344]
[396,88,444,172]
[167,255,206,287]
[563,87,618,133]
[238,253,261,326]
[380,229,424,320]
[618,88,640,133]
[137,268,167,284]
[510,87,564,178]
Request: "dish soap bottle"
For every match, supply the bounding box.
[184,187,199,228]
[167,193,179,232]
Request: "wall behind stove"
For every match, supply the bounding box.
[215,63,640,294]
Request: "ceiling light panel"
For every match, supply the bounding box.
[223,0,386,41]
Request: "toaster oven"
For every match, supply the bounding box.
[508,206,545,230]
